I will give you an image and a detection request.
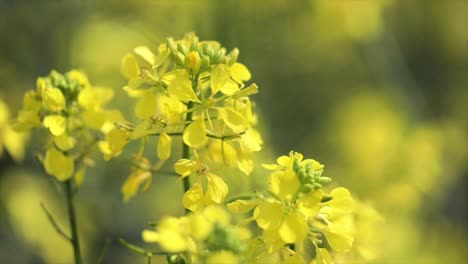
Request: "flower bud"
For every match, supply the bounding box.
[201,56,211,70]
[293,158,301,173]
[175,52,185,66]
[167,37,177,54]
[166,254,187,264]
[317,177,332,185]
[299,183,314,194]
[232,83,259,99]
[185,51,201,74]
[177,42,189,55]
[227,48,239,65]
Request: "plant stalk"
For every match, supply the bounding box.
[65,180,82,264]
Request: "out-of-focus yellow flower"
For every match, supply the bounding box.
[143,206,248,262]
[206,250,239,264]
[0,99,28,161]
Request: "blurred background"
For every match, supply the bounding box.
[1,0,467,263]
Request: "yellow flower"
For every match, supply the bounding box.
[175,158,228,212]
[142,217,192,252]
[0,99,28,161]
[121,156,153,201]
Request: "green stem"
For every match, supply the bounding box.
[182,101,194,214]
[65,180,82,264]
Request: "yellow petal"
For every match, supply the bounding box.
[211,64,230,94]
[253,201,283,230]
[44,147,74,181]
[205,173,228,204]
[237,158,254,175]
[227,199,259,214]
[54,133,76,151]
[157,132,172,160]
[183,119,207,148]
[43,115,66,136]
[142,230,159,243]
[322,214,355,252]
[219,108,247,132]
[134,46,156,65]
[156,217,189,252]
[183,178,205,212]
[322,187,354,217]
[121,171,152,201]
[278,211,308,243]
[121,53,140,79]
[316,248,333,264]
[135,91,157,119]
[107,128,130,156]
[220,79,239,95]
[167,71,199,102]
[78,87,114,110]
[209,140,237,167]
[174,159,198,177]
[42,87,65,112]
[269,170,300,201]
[230,62,251,81]
[298,190,323,218]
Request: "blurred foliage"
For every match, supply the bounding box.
[1,0,467,263]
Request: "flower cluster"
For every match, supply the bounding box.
[230,152,355,263]
[143,206,250,264]
[9,32,380,264]
[13,70,122,183]
[104,32,262,201]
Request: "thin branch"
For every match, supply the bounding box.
[96,237,111,264]
[118,238,173,256]
[40,202,71,242]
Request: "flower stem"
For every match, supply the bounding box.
[182,101,194,214]
[65,179,82,264]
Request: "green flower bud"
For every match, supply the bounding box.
[201,56,211,70]
[313,183,322,189]
[177,42,189,55]
[175,52,185,66]
[166,254,187,264]
[206,223,245,254]
[293,158,301,173]
[227,48,239,65]
[299,183,314,194]
[166,37,177,54]
[317,177,332,185]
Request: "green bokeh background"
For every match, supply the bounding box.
[1,0,467,263]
